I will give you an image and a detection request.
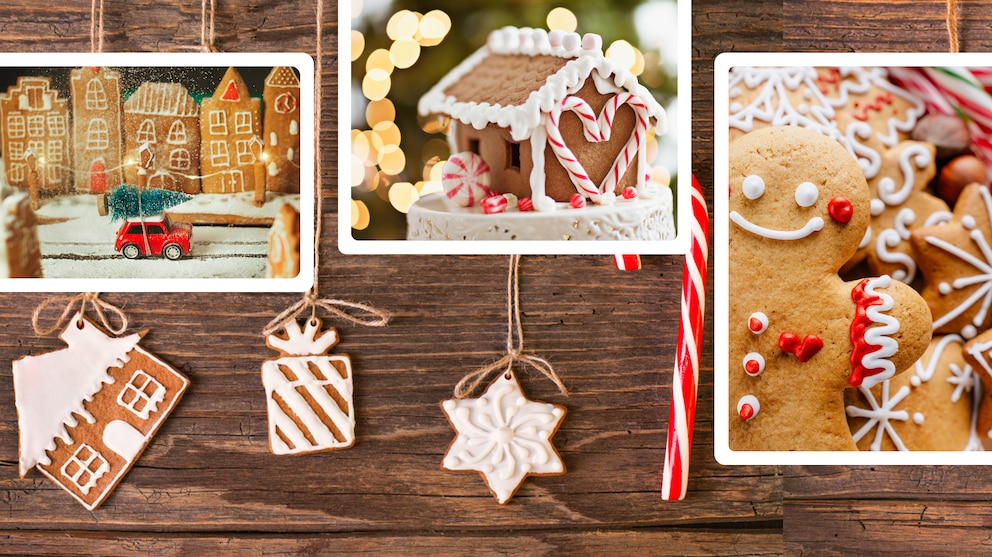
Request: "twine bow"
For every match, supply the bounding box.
[32,292,128,336]
[454,255,567,399]
[263,292,390,336]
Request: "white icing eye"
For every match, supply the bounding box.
[743,352,765,376]
[737,395,760,421]
[747,312,768,334]
[742,175,764,200]
[795,182,819,207]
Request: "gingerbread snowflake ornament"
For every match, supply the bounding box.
[441,370,566,504]
[262,317,355,454]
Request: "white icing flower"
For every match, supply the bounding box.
[441,372,565,504]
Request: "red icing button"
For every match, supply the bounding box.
[745,360,761,375]
[779,332,824,362]
[739,404,754,420]
[828,196,853,223]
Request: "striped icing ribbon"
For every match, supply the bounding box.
[661,175,709,501]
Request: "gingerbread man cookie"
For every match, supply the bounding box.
[729,126,932,451]
[845,335,976,451]
[912,183,992,339]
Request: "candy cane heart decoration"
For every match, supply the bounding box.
[546,92,651,203]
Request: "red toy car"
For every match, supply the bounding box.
[114,214,192,260]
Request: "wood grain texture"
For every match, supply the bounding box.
[0,0,783,554]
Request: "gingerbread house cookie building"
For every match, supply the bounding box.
[123,82,201,194]
[411,27,675,241]
[200,67,262,194]
[70,67,124,193]
[0,77,71,193]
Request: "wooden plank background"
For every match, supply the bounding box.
[7,0,986,554]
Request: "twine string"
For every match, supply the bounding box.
[32,293,129,337]
[90,0,104,53]
[264,0,390,336]
[201,0,218,52]
[947,0,960,53]
[453,255,567,399]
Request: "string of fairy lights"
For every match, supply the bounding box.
[350,4,673,234]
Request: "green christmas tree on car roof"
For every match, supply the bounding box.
[104,184,192,221]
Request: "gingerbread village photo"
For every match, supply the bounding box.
[0,61,307,282]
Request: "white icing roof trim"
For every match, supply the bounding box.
[418,26,668,143]
[12,313,142,476]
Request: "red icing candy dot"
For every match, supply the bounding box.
[745,360,761,375]
[828,196,853,223]
[570,193,586,209]
[622,187,638,200]
[739,403,755,420]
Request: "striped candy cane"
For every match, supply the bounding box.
[545,93,651,202]
[889,66,992,171]
[662,176,709,501]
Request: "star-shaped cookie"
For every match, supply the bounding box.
[911,182,992,338]
[440,371,566,504]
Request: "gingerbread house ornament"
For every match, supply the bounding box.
[123,82,201,194]
[418,27,668,211]
[262,66,301,193]
[0,76,71,193]
[262,318,355,455]
[12,313,189,510]
[200,67,262,194]
[70,67,124,193]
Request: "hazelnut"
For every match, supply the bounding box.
[913,114,971,160]
[937,154,987,205]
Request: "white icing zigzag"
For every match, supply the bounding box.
[858,275,900,390]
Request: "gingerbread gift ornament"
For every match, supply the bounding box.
[728,126,932,451]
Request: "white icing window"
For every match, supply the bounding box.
[85,79,108,110]
[61,443,109,495]
[136,119,156,144]
[289,120,298,136]
[27,115,44,137]
[87,119,109,150]
[169,148,191,171]
[7,114,25,138]
[46,140,63,162]
[269,131,277,146]
[210,140,230,167]
[167,121,187,145]
[234,111,252,134]
[7,162,24,183]
[28,140,44,159]
[117,369,165,419]
[235,139,254,165]
[47,113,65,136]
[47,164,61,183]
[209,110,227,135]
[7,141,24,161]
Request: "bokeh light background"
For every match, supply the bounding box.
[349,0,680,240]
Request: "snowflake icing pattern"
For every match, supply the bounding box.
[441,371,565,504]
[846,381,911,451]
[919,185,992,339]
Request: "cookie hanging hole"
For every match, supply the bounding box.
[76,318,85,330]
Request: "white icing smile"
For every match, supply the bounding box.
[730,211,824,241]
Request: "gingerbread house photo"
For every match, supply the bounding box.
[410,26,675,241]
[12,314,189,510]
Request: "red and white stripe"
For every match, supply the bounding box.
[545,93,652,202]
[441,152,493,208]
[662,176,709,501]
[613,254,641,271]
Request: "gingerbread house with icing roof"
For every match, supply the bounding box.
[418,26,668,211]
[12,314,189,510]
[123,82,201,195]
